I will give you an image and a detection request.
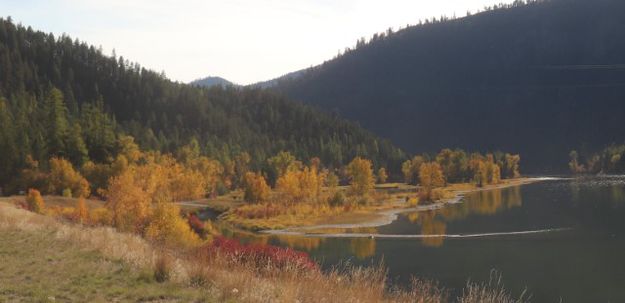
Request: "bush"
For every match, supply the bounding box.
[154,254,173,283]
[62,188,72,198]
[73,198,89,224]
[90,207,113,226]
[26,189,45,214]
[328,191,346,207]
[200,236,318,272]
[145,202,200,248]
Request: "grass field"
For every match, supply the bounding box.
[0,229,214,302]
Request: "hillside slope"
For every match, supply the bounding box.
[0,18,405,186]
[274,0,625,172]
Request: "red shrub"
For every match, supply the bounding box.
[200,236,318,272]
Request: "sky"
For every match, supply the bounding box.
[3,0,516,85]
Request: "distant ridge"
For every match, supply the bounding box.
[190,76,237,88]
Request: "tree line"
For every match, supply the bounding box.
[569,145,625,174]
[0,17,406,194]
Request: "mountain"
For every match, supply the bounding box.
[250,69,307,89]
[0,18,406,187]
[190,76,236,88]
[272,0,625,172]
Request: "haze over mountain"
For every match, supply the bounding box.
[271,0,625,172]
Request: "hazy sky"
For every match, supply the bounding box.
[4,0,515,84]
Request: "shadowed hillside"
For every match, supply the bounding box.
[273,0,625,172]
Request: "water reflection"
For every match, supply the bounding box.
[349,238,376,259]
[406,186,523,247]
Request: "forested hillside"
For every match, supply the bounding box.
[190,76,236,88]
[272,0,625,172]
[0,18,405,189]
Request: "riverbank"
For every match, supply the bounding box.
[262,177,545,236]
[0,201,525,303]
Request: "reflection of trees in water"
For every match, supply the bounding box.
[611,185,625,206]
[276,235,324,251]
[407,186,523,247]
[349,237,376,259]
[569,177,625,208]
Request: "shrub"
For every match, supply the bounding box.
[73,198,89,224]
[200,236,318,272]
[145,202,200,248]
[154,254,173,283]
[90,207,113,226]
[328,191,346,207]
[26,189,45,214]
[62,188,72,198]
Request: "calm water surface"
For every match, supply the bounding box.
[233,177,625,302]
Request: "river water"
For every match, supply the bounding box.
[232,177,625,302]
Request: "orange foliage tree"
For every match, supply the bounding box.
[47,157,90,198]
[242,172,270,203]
[73,198,89,224]
[26,188,45,214]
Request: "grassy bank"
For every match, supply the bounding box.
[0,202,526,303]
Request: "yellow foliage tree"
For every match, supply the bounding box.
[401,156,425,185]
[48,157,90,198]
[419,162,445,191]
[26,188,45,214]
[242,172,270,203]
[275,165,324,203]
[73,198,89,224]
[90,207,113,226]
[346,157,374,196]
[105,168,152,232]
[377,167,388,184]
[145,202,200,248]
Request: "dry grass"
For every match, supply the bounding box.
[0,202,529,303]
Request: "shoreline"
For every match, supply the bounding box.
[262,177,549,236]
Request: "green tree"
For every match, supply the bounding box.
[66,122,89,166]
[44,88,70,158]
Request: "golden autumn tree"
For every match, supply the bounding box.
[48,157,90,198]
[419,162,445,197]
[189,156,224,196]
[469,153,488,187]
[276,165,324,204]
[401,155,425,185]
[267,151,297,184]
[26,188,45,214]
[377,167,388,184]
[346,157,374,196]
[105,167,152,232]
[242,172,270,203]
[145,202,200,248]
[73,198,89,224]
